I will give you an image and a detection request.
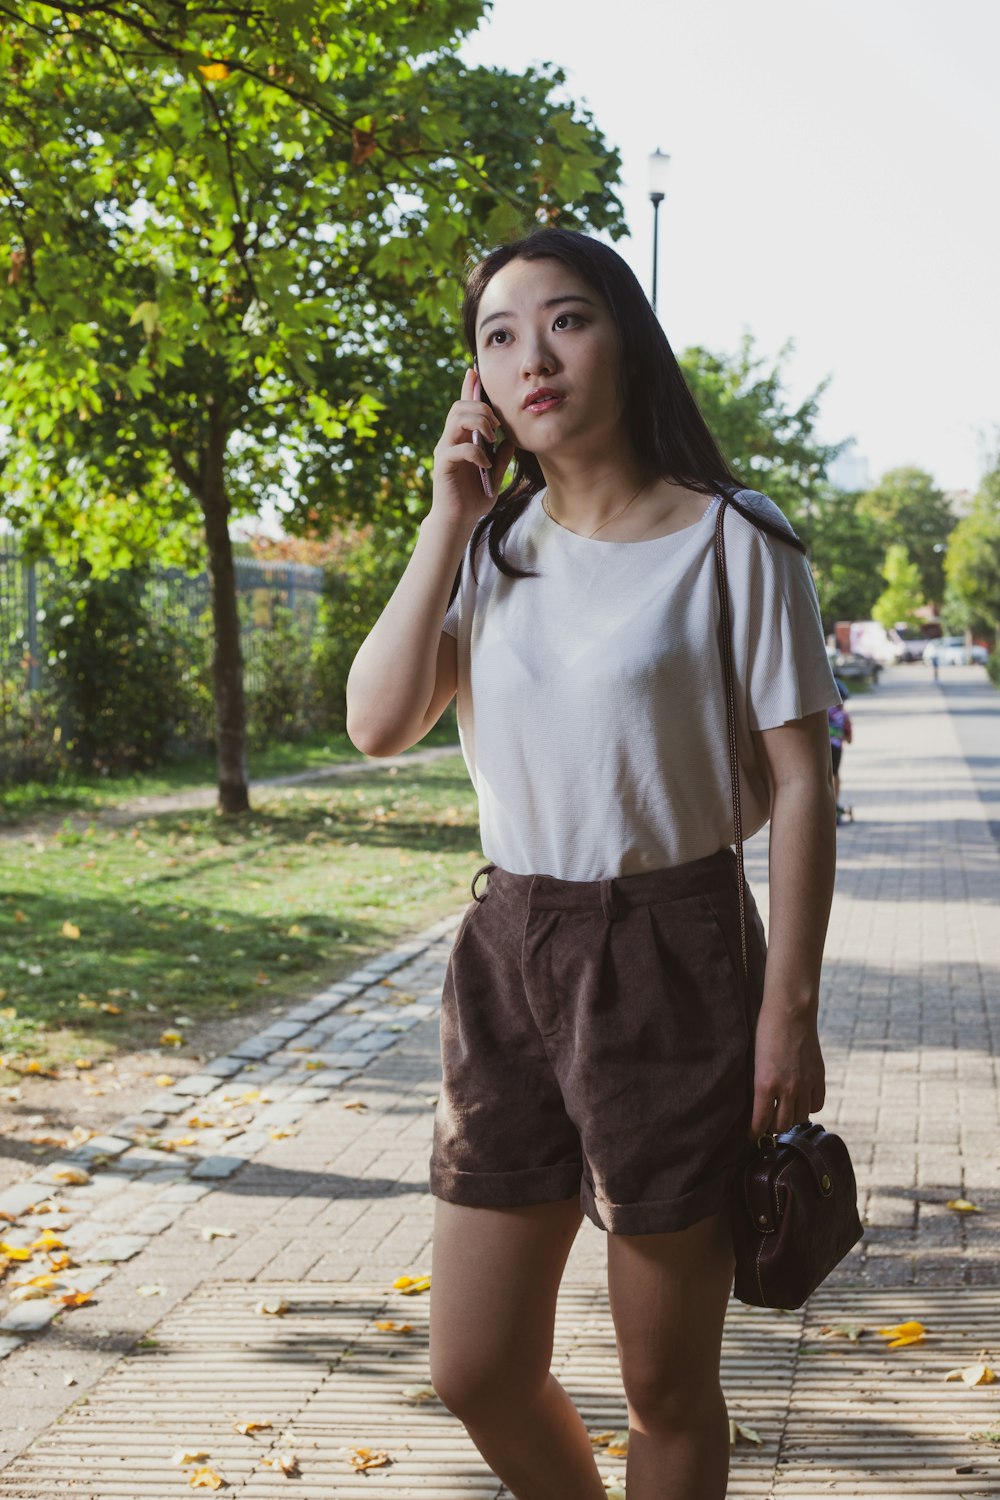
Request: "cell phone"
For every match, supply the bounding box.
[471,359,495,501]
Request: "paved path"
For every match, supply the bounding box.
[0,665,998,1496]
[0,742,458,843]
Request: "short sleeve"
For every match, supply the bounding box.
[731,496,842,732]
[441,532,476,638]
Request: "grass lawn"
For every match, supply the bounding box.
[0,742,482,1079]
[0,711,459,825]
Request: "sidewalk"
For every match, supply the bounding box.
[0,665,998,1497]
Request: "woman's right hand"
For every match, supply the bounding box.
[429,365,515,529]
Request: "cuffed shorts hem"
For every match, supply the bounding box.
[429,1159,583,1208]
[581,1166,736,1236]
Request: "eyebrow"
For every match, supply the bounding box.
[478,294,597,332]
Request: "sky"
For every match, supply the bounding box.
[459,0,1000,495]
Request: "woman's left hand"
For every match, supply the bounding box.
[748,1001,826,1141]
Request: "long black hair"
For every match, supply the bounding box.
[446,227,804,608]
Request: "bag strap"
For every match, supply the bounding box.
[713,496,748,982]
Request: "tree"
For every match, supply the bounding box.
[0,2,625,811]
[942,466,1000,638]
[680,332,847,528]
[800,486,885,630]
[872,544,925,632]
[856,467,956,605]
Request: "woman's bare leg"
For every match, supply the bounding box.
[429,1196,607,1500]
[607,1198,736,1500]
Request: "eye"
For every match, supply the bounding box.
[553,312,583,330]
[486,328,511,346]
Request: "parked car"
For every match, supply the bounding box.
[894,624,937,663]
[826,646,880,684]
[922,636,988,666]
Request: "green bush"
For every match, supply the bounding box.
[244,599,319,750]
[312,521,417,737]
[39,564,191,773]
[0,673,68,782]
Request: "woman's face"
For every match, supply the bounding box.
[473,256,624,460]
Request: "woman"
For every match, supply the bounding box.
[345,228,840,1500]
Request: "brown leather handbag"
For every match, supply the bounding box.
[713,495,864,1310]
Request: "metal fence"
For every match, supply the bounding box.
[0,546,326,782]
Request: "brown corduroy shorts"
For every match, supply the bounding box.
[429,847,768,1235]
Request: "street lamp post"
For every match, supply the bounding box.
[648,148,671,315]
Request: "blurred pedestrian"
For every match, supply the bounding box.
[828,700,853,821]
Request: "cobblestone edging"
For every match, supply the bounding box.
[0,908,463,1360]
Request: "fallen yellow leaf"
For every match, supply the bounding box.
[100,1002,121,1015]
[255,1297,289,1316]
[268,1127,297,1140]
[73,1058,93,1070]
[401,1385,438,1402]
[0,1242,33,1261]
[877,1320,926,1347]
[53,1290,92,1307]
[262,1452,299,1475]
[160,1031,184,1047]
[374,1320,413,1333]
[187,1466,225,1489]
[51,1167,90,1185]
[155,1074,175,1087]
[200,1227,237,1241]
[30,1231,66,1250]
[61,921,81,940]
[341,1099,368,1111]
[232,1420,272,1435]
[945,1364,996,1386]
[172,1448,210,1465]
[11,1284,56,1302]
[394,1273,431,1295]
[946,1198,983,1213]
[347,1446,390,1471]
[729,1419,763,1446]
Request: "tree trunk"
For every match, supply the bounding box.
[201,408,250,814]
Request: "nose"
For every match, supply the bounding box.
[519,331,557,382]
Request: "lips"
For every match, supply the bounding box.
[523,387,564,412]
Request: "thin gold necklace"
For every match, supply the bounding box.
[542,476,652,539]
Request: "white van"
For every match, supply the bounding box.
[847,620,904,666]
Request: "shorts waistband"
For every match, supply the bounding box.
[470,847,739,920]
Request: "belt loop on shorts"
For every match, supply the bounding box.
[599,877,621,921]
[471,862,497,903]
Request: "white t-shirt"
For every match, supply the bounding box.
[441,486,841,881]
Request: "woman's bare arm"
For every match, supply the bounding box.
[747,707,837,1138]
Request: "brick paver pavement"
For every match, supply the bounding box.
[0,663,997,1496]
